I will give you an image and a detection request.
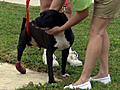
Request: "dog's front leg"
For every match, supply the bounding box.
[62,48,69,75]
[46,49,56,83]
[15,30,28,74]
[17,36,27,61]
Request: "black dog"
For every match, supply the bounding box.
[15,10,74,83]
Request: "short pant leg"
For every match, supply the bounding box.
[94,0,120,18]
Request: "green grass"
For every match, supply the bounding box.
[0,1,120,90]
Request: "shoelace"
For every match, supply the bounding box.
[69,51,79,60]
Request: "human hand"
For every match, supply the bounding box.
[45,26,63,35]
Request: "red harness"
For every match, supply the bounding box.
[26,0,30,37]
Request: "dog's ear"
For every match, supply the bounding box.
[39,10,46,16]
[60,13,68,24]
[40,11,44,16]
[39,9,50,16]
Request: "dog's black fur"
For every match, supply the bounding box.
[17,10,74,83]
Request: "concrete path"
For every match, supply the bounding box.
[0,0,40,6]
[0,62,60,90]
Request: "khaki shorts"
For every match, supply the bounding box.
[94,0,120,18]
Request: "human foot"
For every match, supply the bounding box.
[64,80,91,89]
[90,74,111,84]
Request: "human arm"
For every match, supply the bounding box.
[46,8,89,35]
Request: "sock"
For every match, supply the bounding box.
[43,49,46,54]
[69,47,72,53]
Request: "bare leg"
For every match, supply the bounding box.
[40,0,52,12]
[73,16,112,86]
[92,31,110,79]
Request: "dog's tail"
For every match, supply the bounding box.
[21,18,26,33]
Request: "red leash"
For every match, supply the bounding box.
[64,0,69,7]
[62,0,69,12]
[26,0,30,37]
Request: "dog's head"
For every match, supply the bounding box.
[33,10,68,29]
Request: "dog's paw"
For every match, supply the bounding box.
[62,73,70,77]
[49,80,57,84]
[15,61,26,74]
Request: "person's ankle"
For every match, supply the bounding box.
[73,78,90,86]
[92,73,109,79]
[100,72,109,76]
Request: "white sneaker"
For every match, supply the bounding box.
[64,80,91,89]
[67,51,82,66]
[42,54,59,67]
[90,74,111,84]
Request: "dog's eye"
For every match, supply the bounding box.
[40,13,42,16]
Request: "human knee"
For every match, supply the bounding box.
[40,0,52,12]
[89,26,106,37]
[90,17,112,37]
[40,5,50,12]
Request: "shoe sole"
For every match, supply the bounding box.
[70,63,82,66]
